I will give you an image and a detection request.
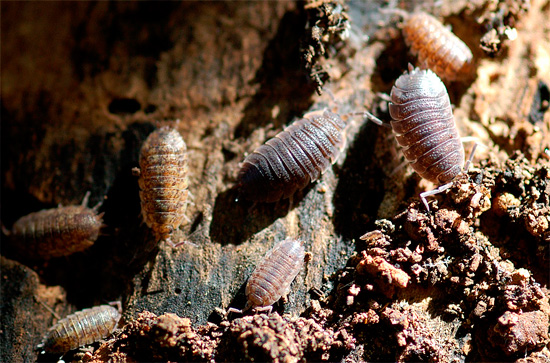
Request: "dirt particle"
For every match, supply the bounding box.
[488,310,549,356]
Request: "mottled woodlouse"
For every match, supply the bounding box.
[6,192,103,259]
[366,66,474,210]
[237,110,346,202]
[230,238,305,314]
[134,126,189,247]
[402,11,474,81]
[38,303,122,354]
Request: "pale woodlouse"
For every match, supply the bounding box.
[237,110,346,202]
[38,303,122,354]
[402,11,474,81]
[134,126,189,247]
[230,238,305,314]
[7,192,103,259]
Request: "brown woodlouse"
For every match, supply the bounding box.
[38,303,122,354]
[230,238,306,314]
[403,12,473,81]
[134,126,189,247]
[7,192,103,259]
[237,110,346,202]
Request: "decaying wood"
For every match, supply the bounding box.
[1,0,549,362]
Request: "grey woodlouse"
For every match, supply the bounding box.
[231,238,305,314]
[389,66,465,185]
[135,126,189,247]
[403,12,473,81]
[38,303,122,354]
[7,192,103,259]
[237,110,346,202]
[364,65,475,210]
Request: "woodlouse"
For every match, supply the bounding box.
[231,238,305,314]
[7,192,103,259]
[364,65,474,210]
[38,303,122,354]
[403,12,473,81]
[237,110,346,202]
[389,66,465,184]
[135,126,189,247]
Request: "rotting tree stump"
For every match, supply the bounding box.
[1,0,549,362]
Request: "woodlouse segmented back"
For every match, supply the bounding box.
[39,303,122,354]
[244,238,305,313]
[136,126,189,246]
[403,12,473,81]
[237,110,346,202]
[9,192,103,259]
[389,66,465,185]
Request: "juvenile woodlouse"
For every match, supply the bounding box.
[38,303,122,354]
[7,192,103,259]
[230,238,305,314]
[135,126,189,247]
[403,12,473,81]
[237,110,346,202]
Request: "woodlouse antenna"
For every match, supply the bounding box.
[35,297,61,320]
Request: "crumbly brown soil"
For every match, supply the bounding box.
[1,0,549,362]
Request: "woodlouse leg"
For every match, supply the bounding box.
[167,236,198,248]
[227,307,244,315]
[419,182,454,211]
[253,305,273,315]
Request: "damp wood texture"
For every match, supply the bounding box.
[1,0,549,362]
